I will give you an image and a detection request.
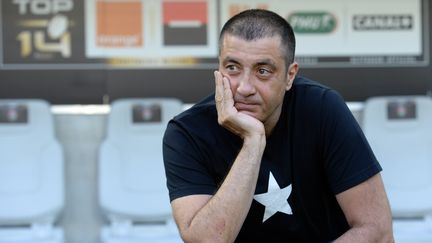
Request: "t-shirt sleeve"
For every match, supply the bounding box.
[163,121,217,201]
[320,90,382,194]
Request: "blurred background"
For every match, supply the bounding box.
[0,0,431,242]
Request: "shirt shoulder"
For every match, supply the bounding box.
[173,94,215,122]
[288,76,343,119]
[169,94,219,134]
[291,75,335,102]
[292,76,331,92]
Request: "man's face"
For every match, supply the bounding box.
[218,34,298,130]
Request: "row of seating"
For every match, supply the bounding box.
[99,99,183,242]
[0,96,431,242]
[0,99,64,243]
[0,98,183,243]
[363,96,432,243]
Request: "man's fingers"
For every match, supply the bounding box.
[214,71,236,125]
[214,71,233,106]
[222,76,233,104]
[214,71,223,103]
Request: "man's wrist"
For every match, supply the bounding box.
[243,133,266,152]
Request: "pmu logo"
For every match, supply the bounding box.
[353,15,413,30]
[12,0,74,58]
[288,12,337,34]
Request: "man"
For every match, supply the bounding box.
[163,9,393,242]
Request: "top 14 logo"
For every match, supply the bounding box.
[12,0,74,58]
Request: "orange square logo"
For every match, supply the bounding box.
[96,0,143,47]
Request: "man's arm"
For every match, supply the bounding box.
[172,136,264,242]
[170,71,266,243]
[335,173,394,243]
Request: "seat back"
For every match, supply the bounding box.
[363,96,432,217]
[0,99,64,225]
[99,98,183,223]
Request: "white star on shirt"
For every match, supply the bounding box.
[253,172,293,222]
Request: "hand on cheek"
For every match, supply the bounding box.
[214,70,265,139]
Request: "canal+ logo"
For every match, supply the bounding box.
[288,11,337,34]
[353,15,413,31]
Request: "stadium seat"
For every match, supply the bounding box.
[0,99,64,243]
[363,95,432,243]
[98,98,183,243]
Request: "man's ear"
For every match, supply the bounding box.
[286,62,299,91]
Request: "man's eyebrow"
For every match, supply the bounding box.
[222,57,276,68]
[256,59,277,69]
[222,56,240,65]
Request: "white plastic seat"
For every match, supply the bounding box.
[99,98,183,243]
[363,96,432,242]
[0,99,64,243]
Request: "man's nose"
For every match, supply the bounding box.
[236,74,256,96]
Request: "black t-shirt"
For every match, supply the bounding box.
[163,76,382,242]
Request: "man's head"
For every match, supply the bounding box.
[219,9,296,69]
[217,9,299,134]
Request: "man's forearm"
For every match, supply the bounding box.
[182,135,266,243]
[335,174,394,243]
[334,224,394,243]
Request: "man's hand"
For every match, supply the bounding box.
[214,70,265,139]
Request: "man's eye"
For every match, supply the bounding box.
[226,65,237,71]
[258,69,270,75]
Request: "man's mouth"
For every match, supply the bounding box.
[235,102,257,111]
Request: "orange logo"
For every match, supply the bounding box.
[96,1,143,48]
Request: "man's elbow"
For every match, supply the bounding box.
[377,223,394,243]
[180,233,231,243]
[369,219,394,243]
[178,222,233,243]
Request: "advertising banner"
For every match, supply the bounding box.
[0,0,428,69]
[1,0,94,67]
[85,0,218,62]
[220,0,427,67]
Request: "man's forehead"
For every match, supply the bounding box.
[221,33,282,44]
[220,35,283,54]
[220,35,283,59]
